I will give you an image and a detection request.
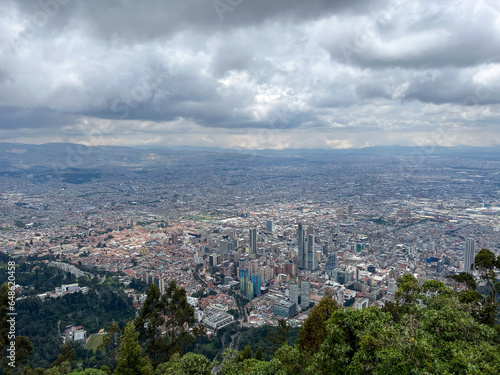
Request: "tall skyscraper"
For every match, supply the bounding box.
[252,273,261,297]
[307,234,318,271]
[348,205,354,217]
[297,223,305,269]
[240,268,249,292]
[245,280,254,300]
[249,228,257,254]
[301,281,310,309]
[289,283,299,305]
[266,219,275,233]
[464,238,475,274]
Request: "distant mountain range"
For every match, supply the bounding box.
[1,142,499,172]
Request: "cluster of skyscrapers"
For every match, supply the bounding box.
[236,225,480,320]
[239,267,261,300]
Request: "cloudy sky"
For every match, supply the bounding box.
[1,0,500,149]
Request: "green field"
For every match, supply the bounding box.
[85,333,105,352]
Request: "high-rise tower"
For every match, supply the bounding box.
[464,238,475,274]
[249,228,257,254]
[252,273,261,297]
[301,281,310,309]
[297,223,305,269]
[240,268,249,293]
[289,283,299,305]
[266,219,275,233]
[307,234,318,271]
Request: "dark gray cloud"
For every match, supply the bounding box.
[0,106,77,130]
[0,0,499,148]
[400,68,500,105]
[14,0,379,42]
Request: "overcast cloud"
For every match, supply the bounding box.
[1,0,499,149]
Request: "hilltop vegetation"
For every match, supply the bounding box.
[0,254,136,371]
[1,249,499,374]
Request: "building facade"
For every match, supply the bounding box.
[464,238,475,274]
[249,228,257,254]
[273,300,297,318]
[289,283,299,305]
[301,280,310,309]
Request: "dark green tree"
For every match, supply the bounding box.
[44,361,72,375]
[51,341,76,368]
[449,272,477,290]
[395,273,421,306]
[134,283,167,368]
[15,335,34,367]
[238,344,252,362]
[474,248,499,326]
[297,293,338,354]
[475,248,498,293]
[21,366,45,375]
[161,280,201,360]
[448,272,484,321]
[381,300,400,323]
[113,321,153,375]
[135,281,201,368]
[271,344,304,375]
[254,346,263,361]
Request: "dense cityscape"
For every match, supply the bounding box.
[1,144,499,338]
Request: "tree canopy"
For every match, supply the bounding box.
[113,321,153,375]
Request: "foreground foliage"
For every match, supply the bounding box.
[220,276,500,374]
[10,250,500,374]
